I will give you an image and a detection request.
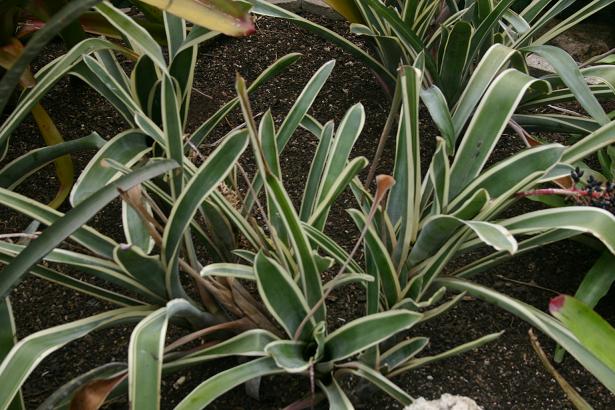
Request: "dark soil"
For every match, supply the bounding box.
[1,12,614,410]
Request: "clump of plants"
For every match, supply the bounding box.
[0,0,615,408]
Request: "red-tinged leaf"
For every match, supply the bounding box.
[550,294,615,371]
[69,373,126,410]
[139,0,255,37]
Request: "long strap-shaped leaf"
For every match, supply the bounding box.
[70,130,151,205]
[438,277,615,394]
[318,379,354,409]
[300,121,335,221]
[166,329,278,371]
[388,66,422,269]
[562,120,615,164]
[0,160,177,298]
[348,209,400,307]
[254,252,313,340]
[323,310,422,363]
[0,38,121,152]
[0,189,117,257]
[236,76,326,323]
[451,44,521,136]
[524,45,610,125]
[248,0,394,88]
[449,144,564,209]
[162,72,185,199]
[0,299,24,410]
[449,69,549,198]
[0,307,153,409]
[129,299,214,409]
[526,0,615,47]
[188,53,301,147]
[175,357,283,409]
[96,1,166,71]
[0,253,144,307]
[162,131,248,269]
[338,361,413,406]
[243,60,336,213]
[0,133,104,191]
[0,0,101,115]
[409,216,517,267]
[140,0,254,36]
[499,207,615,254]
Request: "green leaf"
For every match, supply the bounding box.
[452,44,521,136]
[529,0,615,47]
[140,0,255,37]
[380,337,429,372]
[71,130,151,205]
[0,38,122,151]
[96,1,166,71]
[523,45,609,125]
[0,252,145,306]
[500,207,615,254]
[129,300,213,409]
[265,340,311,373]
[348,209,400,307]
[421,87,455,154]
[389,66,422,268]
[409,216,517,267]
[82,54,141,116]
[114,245,167,299]
[162,130,248,269]
[439,20,472,103]
[175,357,282,409]
[0,307,152,409]
[391,331,503,374]
[450,69,549,197]
[341,361,413,405]
[318,378,353,409]
[323,311,422,362]
[575,251,615,310]
[562,120,615,164]
[166,329,278,371]
[550,295,615,372]
[302,222,363,274]
[263,174,326,323]
[449,144,564,209]
[0,160,177,298]
[438,277,615,393]
[0,299,24,410]
[0,132,104,191]
[201,263,254,280]
[163,11,185,60]
[254,252,313,339]
[300,121,334,221]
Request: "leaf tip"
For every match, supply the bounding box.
[549,294,566,314]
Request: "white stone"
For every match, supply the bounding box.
[404,394,483,410]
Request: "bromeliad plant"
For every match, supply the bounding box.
[0,0,255,209]
[0,0,287,255]
[174,60,615,405]
[248,0,615,95]
[168,71,506,408]
[249,0,615,190]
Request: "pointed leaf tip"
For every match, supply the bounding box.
[549,294,566,314]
